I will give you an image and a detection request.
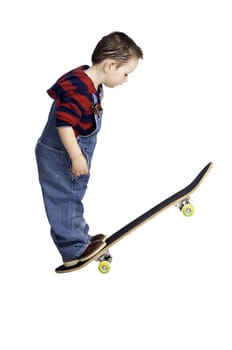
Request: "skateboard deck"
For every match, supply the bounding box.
[56,161,213,274]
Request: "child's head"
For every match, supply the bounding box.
[91,31,143,88]
[91,31,143,65]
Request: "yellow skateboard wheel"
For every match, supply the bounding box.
[181,203,194,217]
[98,261,111,274]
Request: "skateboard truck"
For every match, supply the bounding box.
[176,197,195,217]
[95,250,113,273]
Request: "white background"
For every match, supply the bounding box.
[1,0,231,349]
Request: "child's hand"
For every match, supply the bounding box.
[71,154,88,177]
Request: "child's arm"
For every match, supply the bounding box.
[57,126,88,176]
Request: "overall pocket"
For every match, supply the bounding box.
[35,140,64,181]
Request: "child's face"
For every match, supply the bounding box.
[103,57,139,88]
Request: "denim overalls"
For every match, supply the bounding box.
[35,94,102,262]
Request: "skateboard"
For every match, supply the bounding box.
[55,161,213,274]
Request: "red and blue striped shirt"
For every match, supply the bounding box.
[47,65,103,136]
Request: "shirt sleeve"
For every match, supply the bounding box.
[54,93,95,136]
[55,96,82,128]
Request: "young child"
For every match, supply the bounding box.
[35,31,143,267]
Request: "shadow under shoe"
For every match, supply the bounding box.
[64,240,106,267]
[79,240,106,262]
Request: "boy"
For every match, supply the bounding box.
[35,31,143,267]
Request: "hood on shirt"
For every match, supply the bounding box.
[47,65,89,100]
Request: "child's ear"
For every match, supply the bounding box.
[103,59,117,73]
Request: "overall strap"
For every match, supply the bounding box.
[92,93,101,117]
[92,93,98,105]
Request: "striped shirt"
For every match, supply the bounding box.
[47,65,103,136]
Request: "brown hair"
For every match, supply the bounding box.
[91,31,143,65]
